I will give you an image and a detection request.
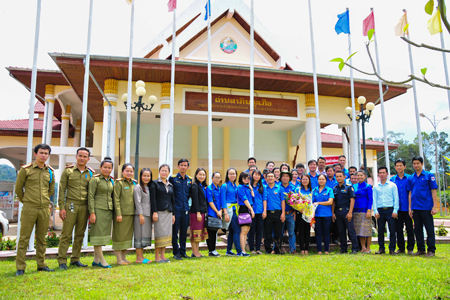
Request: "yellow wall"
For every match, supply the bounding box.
[0,136,74,148]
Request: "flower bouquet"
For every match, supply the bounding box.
[284,191,316,223]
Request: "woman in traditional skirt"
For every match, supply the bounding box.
[113,163,136,265]
[134,168,155,264]
[189,168,209,258]
[353,170,373,253]
[151,164,176,263]
[206,171,223,257]
[88,157,115,268]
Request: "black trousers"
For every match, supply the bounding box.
[330,221,339,242]
[207,228,218,252]
[377,207,396,252]
[413,210,436,253]
[296,212,310,251]
[335,209,359,252]
[264,211,283,254]
[396,211,415,251]
[248,214,263,251]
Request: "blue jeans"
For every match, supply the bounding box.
[283,212,296,252]
[377,207,396,252]
[227,210,242,254]
[172,211,189,256]
[413,210,436,253]
[315,216,332,252]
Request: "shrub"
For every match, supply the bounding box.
[0,234,17,251]
[45,231,60,248]
[436,222,449,237]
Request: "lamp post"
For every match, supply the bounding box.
[345,96,375,174]
[122,80,158,179]
[419,113,448,216]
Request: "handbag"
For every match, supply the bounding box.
[238,213,252,225]
[206,186,222,230]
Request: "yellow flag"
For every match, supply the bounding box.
[394,13,408,36]
[427,9,442,35]
[125,0,132,4]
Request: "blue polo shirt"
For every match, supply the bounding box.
[326,177,338,189]
[309,173,319,190]
[237,184,253,206]
[169,173,192,212]
[279,182,296,212]
[206,183,222,218]
[390,173,411,212]
[312,186,334,217]
[220,182,238,209]
[407,170,438,210]
[343,168,350,178]
[264,184,283,211]
[252,183,267,214]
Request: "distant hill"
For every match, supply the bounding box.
[0,164,16,182]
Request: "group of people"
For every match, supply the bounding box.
[13,144,439,276]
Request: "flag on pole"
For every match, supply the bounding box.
[363,11,375,36]
[204,0,211,21]
[125,0,132,4]
[335,10,350,35]
[427,9,442,35]
[168,0,176,12]
[394,12,408,36]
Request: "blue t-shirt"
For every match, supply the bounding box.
[407,170,438,210]
[279,182,296,212]
[309,173,319,190]
[312,186,334,217]
[237,184,253,206]
[390,174,411,212]
[354,182,373,213]
[220,182,238,210]
[206,184,222,218]
[252,184,267,214]
[326,177,338,189]
[264,184,283,211]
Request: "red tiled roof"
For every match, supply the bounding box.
[34,101,45,114]
[321,132,399,149]
[0,118,61,131]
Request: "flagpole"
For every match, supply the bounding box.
[307,0,322,157]
[347,8,359,168]
[249,0,255,158]
[126,0,135,164]
[371,8,390,174]
[404,10,424,158]
[207,1,213,176]
[169,7,176,173]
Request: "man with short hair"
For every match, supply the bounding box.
[15,144,55,276]
[390,158,414,255]
[308,160,319,189]
[279,171,296,254]
[263,172,286,254]
[57,147,95,270]
[332,171,359,254]
[248,165,257,177]
[246,157,257,172]
[346,167,358,184]
[262,168,270,186]
[333,163,342,172]
[373,166,399,255]
[325,166,337,189]
[339,155,349,178]
[349,173,358,185]
[317,157,327,175]
[408,156,438,257]
[295,163,305,177]
[169,159,192,260]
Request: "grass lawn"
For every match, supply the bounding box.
[434,214,450,219]
[1,244,450,299]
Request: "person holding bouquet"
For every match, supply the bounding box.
[279,171,297,254]
[296,175,312,255]
[312,174,334,255]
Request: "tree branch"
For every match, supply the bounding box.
[438,0,450,35]
[400,36,450,53]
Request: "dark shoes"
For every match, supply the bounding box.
[59,264,68,270]
[70,261,87,267]
[350,251,358,255]
[424,252,435,257]
[173,254,183,260]
[338,251,348,254]
[395,250,405,254]
[413,251,427,256]
[375,249,386,254]
[37,266,54,272]
[180,253,190,259]
[389,250,397,255]
[407,251,414,255]
[15,270,25,276]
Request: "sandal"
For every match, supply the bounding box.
[142,258,152,264]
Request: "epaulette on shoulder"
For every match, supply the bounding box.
[21,163,32,169]
[47,165,55,171]
[87,166,95,173]
[110,176,115,180]
[93,174,101,177]
[116,178,124,181]
[172,174,177,178]
[65,165,75,169]
[187,175,192,179]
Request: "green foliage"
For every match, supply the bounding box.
[436,222,449,236]
[0,234,16,251]
[338,62,345,71]
[347,52,358,61]
[0,164,16,182]
[421,67,428,76]
[330,52,357,72]
[45,231,60,248]
[330,58,344,63]
[425,0,435,15]
[367,29,375,41]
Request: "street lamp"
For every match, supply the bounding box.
[345,96,375,174]
[122,80,158,179]
[419,113,449,216]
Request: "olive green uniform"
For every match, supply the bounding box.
[112,178,136,250]
[57,165,95,265]
[15,162,55,271]
[88,174,114,246]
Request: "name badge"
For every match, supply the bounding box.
[124,187,130,190]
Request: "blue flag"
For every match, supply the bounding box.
[335,10,350,35]
[204,0,211,21]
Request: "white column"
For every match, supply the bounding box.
[102,79,118,161]
[73,119,81,147]
[58,111,70,177]
[372,153,378,186]
[342,127,349,168]
[44,84,55,146]
[305,94,318,166]
[159,83,171,167]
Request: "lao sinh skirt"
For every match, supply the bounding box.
[189,212,208,243]
[154,210,172,248]
[134,215,152,249]
[354,212,372,237]
[90,209,112,246]
[112,215,134,250]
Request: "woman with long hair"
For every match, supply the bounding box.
[237,171,255,257]
[189,168,209,258]
[248,170,265,254]
[296,175,312,255]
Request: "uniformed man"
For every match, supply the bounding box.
[57,147,95,270]
[169,159,192,260]
[332,170,359,254]
[15,144,55,276]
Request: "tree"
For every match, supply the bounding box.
[0,164,17,182]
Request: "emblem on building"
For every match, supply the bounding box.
[220,37,237,54]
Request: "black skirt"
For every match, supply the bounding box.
[239,205,250,214]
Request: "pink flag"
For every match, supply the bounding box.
[363,11,375,36]
[168,0,176,12]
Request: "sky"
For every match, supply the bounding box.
[1,0,450,147]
